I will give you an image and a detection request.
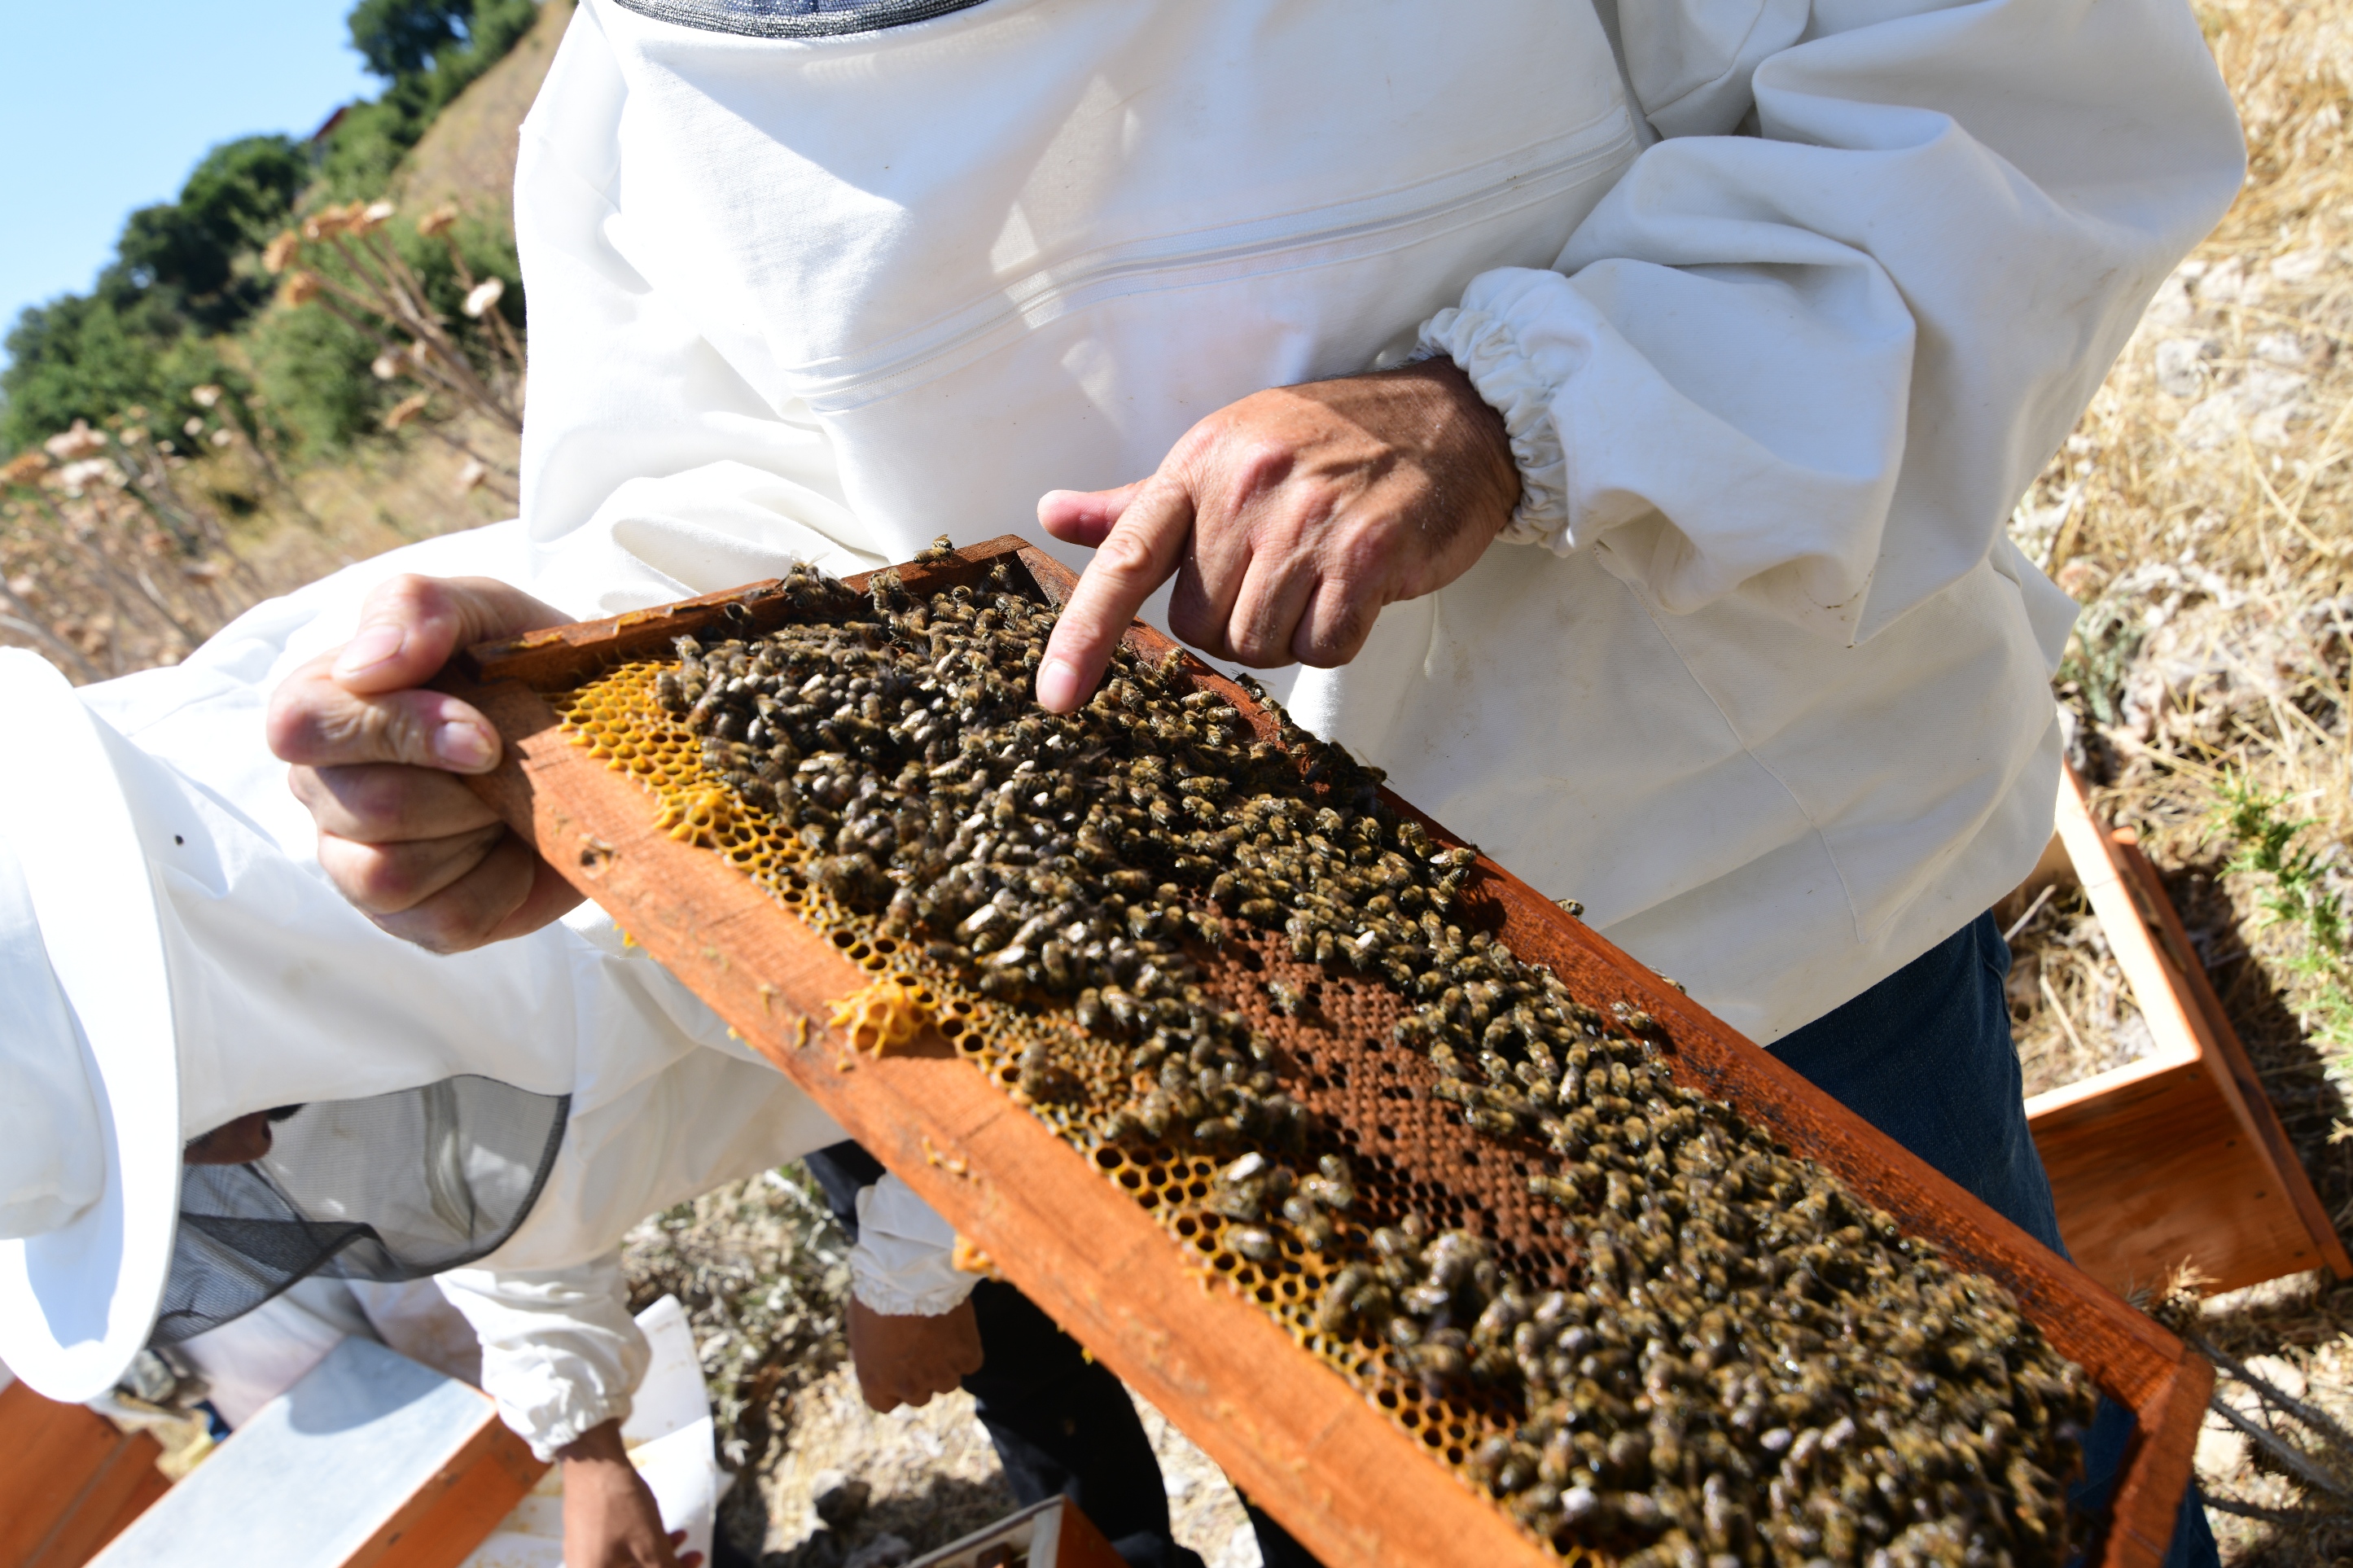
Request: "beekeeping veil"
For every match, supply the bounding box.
[154,1080,567,1347]
[0,650,577,1399]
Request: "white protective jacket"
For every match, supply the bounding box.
[513,0,2240,1040]
[74,523,972,1458]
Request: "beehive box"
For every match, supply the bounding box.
[88,1338,545,1568]
[2021,764,2352,1297]
[442,537,2211,1568]
[0,1379,170,1568]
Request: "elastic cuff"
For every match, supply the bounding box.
[848,1255,983,1317]
[1417,304,1573,550]
[529,1395,633,1462]
[846,1174,987,1316]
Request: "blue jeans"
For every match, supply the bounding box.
[1772,912,2217,1568]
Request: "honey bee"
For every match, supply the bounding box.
[1229,1227,1279,1264]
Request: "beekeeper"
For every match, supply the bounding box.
[0,544,982,1568]
[261,0,2242,1562]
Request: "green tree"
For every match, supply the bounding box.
[116,136,306,332]
[251,300,382,455]
[1,0,540,455]
[0,297,164,452]
[1,134,310,448]
[348,0,478,79]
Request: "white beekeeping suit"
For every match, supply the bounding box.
[172,1276,484,1428]
[507,0,2239,1042]
[0,524,973,1459]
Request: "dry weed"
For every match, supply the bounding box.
[1994,884,2158,1096]
[2021,0,2353,1555]
[0,401,513,680]
[621,1170,856,1559]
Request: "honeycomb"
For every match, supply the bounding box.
[828,975,935,1056]
[550,558,2097,1568]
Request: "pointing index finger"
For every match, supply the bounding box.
[1036,476,1194,713]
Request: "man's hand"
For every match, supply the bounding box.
[558,1420,701,1568]
[266,574,585,952]
[1033,358,1518,712]
[846,1296,984,1412]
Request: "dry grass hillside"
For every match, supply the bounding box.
[394,0,574,226]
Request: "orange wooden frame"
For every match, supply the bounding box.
[443,536,2211,1568]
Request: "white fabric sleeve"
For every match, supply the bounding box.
[1418,0,2241,642]
[436,1253,650,1461]
[848,1174,984,1317]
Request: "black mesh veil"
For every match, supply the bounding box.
[152,1076,569,1346]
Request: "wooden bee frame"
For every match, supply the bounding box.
[441,536,2211,1568]
[0,1380,170,1568]
[2022,764,2352,1298]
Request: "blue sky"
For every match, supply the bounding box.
[0,2,377,357]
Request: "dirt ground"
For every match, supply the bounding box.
[619,1174,1268,1568]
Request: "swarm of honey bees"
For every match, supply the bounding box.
[560,550,2101,1568]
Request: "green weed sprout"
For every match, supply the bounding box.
[2214,772,2353,1053]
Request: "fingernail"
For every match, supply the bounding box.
[435,720,497,770]
[335,622,405,678]
[1036,658,1080,712]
